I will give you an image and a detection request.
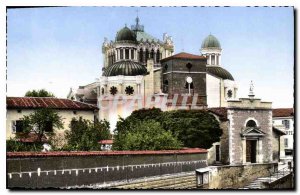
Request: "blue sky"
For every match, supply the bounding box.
[7,6,294,108]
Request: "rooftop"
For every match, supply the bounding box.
[161,52,206,62]
[7,97,98,111]
[273,108,294,118]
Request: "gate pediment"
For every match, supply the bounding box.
[241,127,265,137]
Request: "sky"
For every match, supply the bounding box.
[6,6,294,108]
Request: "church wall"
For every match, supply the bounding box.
[206,74,221,107]
[153,69,162,94]
[227,109,273,164]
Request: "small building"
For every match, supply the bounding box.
[6,97,99,147]
[207,82,285,165]
[99,139,113,151]
[272,108,294,163]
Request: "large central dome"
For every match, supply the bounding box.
[103,60,148,77]
[115,26,137,42]
[201,34,221,49]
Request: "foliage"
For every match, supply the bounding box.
[113,120,182,151]
[21,108,64,142]
[6,139,43,152]
[114,108,223,150]
[63,117,111,151]
[160,110,223,149]
[25,89,55,97]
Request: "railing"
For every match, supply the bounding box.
[268,164,293,184]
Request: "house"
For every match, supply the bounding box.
[272,108,294,163]
[6,97,98,146]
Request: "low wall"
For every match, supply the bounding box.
[7,149,207,189]
[208,163,278,189]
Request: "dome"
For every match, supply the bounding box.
[103,60,148,77]
[207,66,234,80]
[201,34,221,49]
[116,26,137,42]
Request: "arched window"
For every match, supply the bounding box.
[139,48,143,62]
[101,88,105,95]
[131,49,134,59]
[120,49,124,59]
[145,49,149,62]
[163,80,169,93]
[150,49,154,59]
[156,49,160,63]
[246,120,257,128]
[125,49,129,59]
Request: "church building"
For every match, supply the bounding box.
[67,16,238,129]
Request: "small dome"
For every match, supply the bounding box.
[116,26,137,42]
[201,34,221,49]
[103,60,148,77]
[207,66,234,80]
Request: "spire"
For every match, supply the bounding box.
[248,80,255,99]
[131,10,144,32]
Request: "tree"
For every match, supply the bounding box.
[25,89,55,97]
[115,108,223,149]
[160,110,223,149]
[21,108,64,142]
[64,117,111,151]
[113,120,182,151]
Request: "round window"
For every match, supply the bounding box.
[110,86,118,95]
[125,86,134,95]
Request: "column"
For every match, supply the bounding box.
[123,49,125,60]
[129,49,132,60]
[117,49,120,61]
[242,137,246,164]
[153,51,157,64]
[115,50,117,62]
[209,55,212,65]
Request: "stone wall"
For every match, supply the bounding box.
[7,149,207,189]
[208,163,278,189]
[261,173,294,189]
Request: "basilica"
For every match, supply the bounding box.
[67,16,238,129]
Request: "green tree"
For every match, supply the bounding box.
[64,117,111,151]
[160,110,223,149]
[114,108,223,150]
[21,108,64,142]
[113,120,182,151]
[25,89,55,97]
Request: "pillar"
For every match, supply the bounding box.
[129,49,132,60]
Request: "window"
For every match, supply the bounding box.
[156,49,160,62]
[101,87,105,95]
[150,49,154,59]
[246,120,257,127]
[125,49,129,59]
[282,120,290,129]
[139,48,143,62]
[120,49,124,59]
[163,80,169,93]
[145,49,149,62]
[131,49,134,59]
[227,90,233,98]
[110,86,118,95]
[45,121,53,133]
[284,138,288,148]
[125,86,134,95]
[12,120,24,133]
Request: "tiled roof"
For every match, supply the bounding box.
[7,97,98,111]
[7,148,207,158]
[161,52,206,62]
[207,107,228,121]
[98,140,113,144]
[273,108,294,118]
